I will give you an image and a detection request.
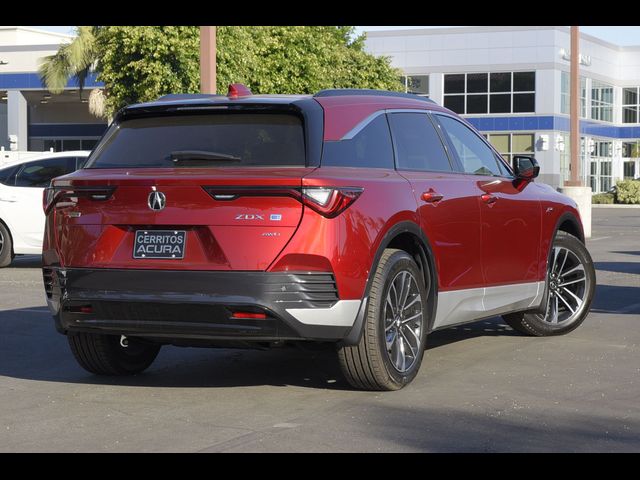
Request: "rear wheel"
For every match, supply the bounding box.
[68,332,161,375]
[503,231,595,336]
[338,249,429,391]
[0,223,13,268]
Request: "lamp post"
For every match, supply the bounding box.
[568,25,581,186]
[559,26,592,238]
[200,26,216,94]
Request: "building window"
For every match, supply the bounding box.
[400,75,429,97]
[623,87,639,124]
[589,139,613,193]
[486,133,535,165]
[443,72,535,115]
[561,72,587,118]
[622,140,640,180]
[591,81,613,122]
[29,138,99,152]
[558,133,571,183]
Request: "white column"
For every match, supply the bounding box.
[429,73,444,106]
[558,186,592,238]
[7,90,27,151]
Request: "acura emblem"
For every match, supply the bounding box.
[148,190,166,211]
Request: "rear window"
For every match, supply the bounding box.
[85,113,306,168]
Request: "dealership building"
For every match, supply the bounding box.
[365,26,640,192]
[0,26,107,155]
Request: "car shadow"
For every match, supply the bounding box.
[611,251,640,256]
[595,261,640,275]
[0,306,520,391]
[1,277,633,389]
[427,317,519,350]
[8,255,42,268]
[590,284,640,315]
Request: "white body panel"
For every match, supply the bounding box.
[287,300,361,326]
[434,281,545,330]
[0,183,45,253]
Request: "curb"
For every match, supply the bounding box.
[592,204,640,209]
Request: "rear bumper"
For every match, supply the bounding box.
[44,268,362,342]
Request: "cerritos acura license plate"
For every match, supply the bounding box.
[133,230,186,259]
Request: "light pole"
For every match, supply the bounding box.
[569,25,580,186]
[559,26,592,238]
[200,26,216,94]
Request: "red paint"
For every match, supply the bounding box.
[399,171,485,291]
[43,93,585,308]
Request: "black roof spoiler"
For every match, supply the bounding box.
[314,89,436,104]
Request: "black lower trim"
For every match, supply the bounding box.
[46,268,350,342]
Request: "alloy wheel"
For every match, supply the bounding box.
[540,246,589,325]
[384,270,424,372]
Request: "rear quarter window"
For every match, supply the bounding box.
[85,113,306,168]
[321,114,394,169]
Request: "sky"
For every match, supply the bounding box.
[31,26,640,46]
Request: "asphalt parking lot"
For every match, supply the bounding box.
[0,208,638,452]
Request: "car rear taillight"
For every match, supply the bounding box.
[43,186,117,214]
[203,186,363,219]
[301,187,363,218]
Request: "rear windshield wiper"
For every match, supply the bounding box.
[169,150,241,163]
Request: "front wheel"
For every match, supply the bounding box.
[503,231,595,336]
[68,332,161,375]
[338,249,429,391]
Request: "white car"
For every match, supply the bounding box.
[0,151,90,267]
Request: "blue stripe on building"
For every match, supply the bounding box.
[0,72,104,89]
[29,124,108,137]
[465,115,640,139]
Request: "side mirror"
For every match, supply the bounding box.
[512,155,540,181]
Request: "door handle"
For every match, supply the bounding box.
[481,194,497,205]
[421,192,444,204]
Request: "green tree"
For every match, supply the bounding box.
[40,26,403,118]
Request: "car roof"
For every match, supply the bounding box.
[123,89,438,113]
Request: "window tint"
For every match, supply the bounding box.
[322,115,394,168]
[0,165,19,186]
[388,113,452,172]
[76,156,89,169]
[14,157,76,188]
[86,113,306,169]
[437,115,502,176]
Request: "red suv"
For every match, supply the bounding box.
[42,86,595,390]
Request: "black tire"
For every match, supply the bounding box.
[503,231,595,336]
[0,222,13,268]
[338,249,429,391]
[68,332,161,375]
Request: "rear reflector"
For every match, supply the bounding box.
[66,305,93,314]
[231,312,267,319]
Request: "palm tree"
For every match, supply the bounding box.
[38,26,104,117]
